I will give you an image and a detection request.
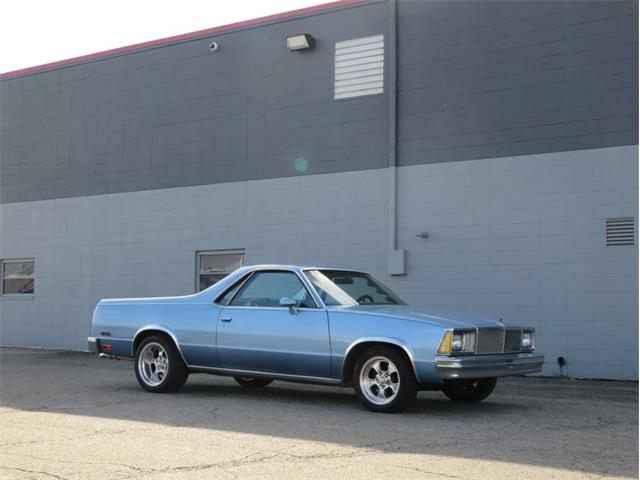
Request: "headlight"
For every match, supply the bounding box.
[452,331,476,353]
[438,330,476,354]
[521,331,535,350]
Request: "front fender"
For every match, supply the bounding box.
[328,310,446,384]
[343,337,419,380]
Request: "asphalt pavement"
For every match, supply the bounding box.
[0,348,637,479]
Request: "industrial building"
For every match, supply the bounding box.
[0,0,638,379]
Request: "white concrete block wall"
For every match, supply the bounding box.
[392,145,638,380]
[0,145,637,379]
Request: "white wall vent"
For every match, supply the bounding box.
[606,217,635,246]
[334,34,384,100]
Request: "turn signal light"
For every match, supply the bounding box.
[438,331,453,354]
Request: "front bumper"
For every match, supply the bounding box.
[87,336,100,353]
[435,353,544,380]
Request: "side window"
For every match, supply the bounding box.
[229,271,316,308]
[216,275,249,306]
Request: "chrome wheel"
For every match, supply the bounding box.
[137,342,169,387]
[359,356,400,406]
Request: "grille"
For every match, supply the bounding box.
[334,35,384,100]
[503,329,522,353]
[476,328,505,354]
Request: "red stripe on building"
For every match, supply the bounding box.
[0,0,367,80]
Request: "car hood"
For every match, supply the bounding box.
[338,305,502,329]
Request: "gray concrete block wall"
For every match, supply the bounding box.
[392,145,638,379]
[1,145,637,379]
[0,167,389,350]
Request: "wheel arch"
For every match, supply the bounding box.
[132,326,188,366]
[341,338,419,384]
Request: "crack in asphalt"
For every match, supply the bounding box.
[400,466,464,479]
[5,439,407,480]
[0,465,71,480]
[2,451,150,473]
[0,426,158,448]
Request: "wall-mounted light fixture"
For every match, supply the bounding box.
[286,34,315,51]
[416,232,429,239]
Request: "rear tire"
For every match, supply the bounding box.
[134,335,188,393]
[353,346,417,413]
[442,378,497,402]
[233,376,273,388]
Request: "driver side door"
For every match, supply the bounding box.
[217,270,331,378]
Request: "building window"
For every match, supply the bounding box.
[196,250,244,292]
[1,258,35,295]
[334,34,384,100]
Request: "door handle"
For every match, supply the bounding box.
[220,316,233,322]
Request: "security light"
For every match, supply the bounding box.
[286,34,315,51]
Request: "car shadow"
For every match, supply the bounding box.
[176,379,526,415]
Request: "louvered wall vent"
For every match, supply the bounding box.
[334,34,384,100]
[606,217,635,246]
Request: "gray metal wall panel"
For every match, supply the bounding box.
[396,0,639,166]
[0,2,389,204]
[1,0,638,204]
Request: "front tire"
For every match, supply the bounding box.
[353,347,417,413]
[442,378,497,402]
[233,376,273,388]
[135,335,188,393]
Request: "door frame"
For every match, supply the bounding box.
[214,268,326,311]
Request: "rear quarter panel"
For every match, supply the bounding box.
[91,301,222,365]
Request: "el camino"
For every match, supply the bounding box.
[88,265,544,413]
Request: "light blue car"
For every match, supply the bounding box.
[88,265,543,412]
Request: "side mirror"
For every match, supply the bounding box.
[280,297,298,315]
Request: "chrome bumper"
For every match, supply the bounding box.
[435,353,544,380]
[87,336,100,353]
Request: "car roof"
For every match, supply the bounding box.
[240,264,364,273]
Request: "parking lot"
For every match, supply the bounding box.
[0,348,637,479]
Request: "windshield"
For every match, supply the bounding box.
[304,270,406,306]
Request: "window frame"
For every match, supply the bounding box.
[220,269,320,310]
[195,249,245,293]
[1,258,35,298]
[302,268,406,307]
[214,271,255,306]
